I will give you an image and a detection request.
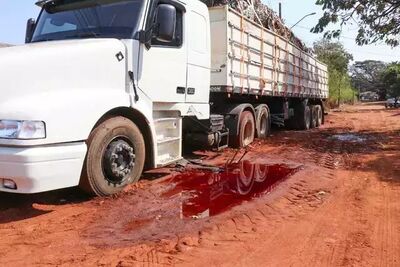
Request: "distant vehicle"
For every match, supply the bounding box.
[386,98,399,108]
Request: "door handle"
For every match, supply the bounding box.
[187,88,195,95]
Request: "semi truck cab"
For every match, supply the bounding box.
[0,0,213,195]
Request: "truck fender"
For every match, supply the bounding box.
[90,106,156,170]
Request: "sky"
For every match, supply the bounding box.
[0,0,399,63]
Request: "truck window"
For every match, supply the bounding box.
[32,0,144,43]
[152,7,183,47]
[41,16,77,34]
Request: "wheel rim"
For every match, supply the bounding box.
[243,118,254,146]
[102,137,136,185]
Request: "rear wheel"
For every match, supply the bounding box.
[297,101,311,130]
[255,106,271,139]
[315,105,323,127]
[80,116,145,196]
[233,111,255,148]
[310,105,318,129]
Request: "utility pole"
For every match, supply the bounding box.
[279,2,282,19]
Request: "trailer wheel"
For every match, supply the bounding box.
[255,106,271,139]
[233,111,255,148]
[298,101,311,130]
[310,105,318,129]
[315,105,323,127]
[80,116,145,196]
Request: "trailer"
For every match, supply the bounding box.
[0,0,328,196]
[187,6,328,148]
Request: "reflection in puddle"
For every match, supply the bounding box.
[164,161,301,219]
[330,133,367,143]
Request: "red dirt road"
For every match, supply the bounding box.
[0,103,399,266]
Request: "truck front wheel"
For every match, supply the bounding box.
[80,116,145,196]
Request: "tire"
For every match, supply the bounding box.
[310,105,318,129]
[255,105,271,139]
[80,116,145,196]
[297,100,311,130]
[232,111,255,148]
[315,105,323,127]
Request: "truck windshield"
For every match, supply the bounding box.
[32,0,143,42]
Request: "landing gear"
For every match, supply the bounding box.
[80,116,145,196]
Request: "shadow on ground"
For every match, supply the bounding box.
[0,188,89,224]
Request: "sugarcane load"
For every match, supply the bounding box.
[201,0,311,52]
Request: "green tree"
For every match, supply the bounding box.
[350,60,387,99]
[383,63,400,98]
[313,39,355,105]
[312,0,400,47]
[313,39,353,73]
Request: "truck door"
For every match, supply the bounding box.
[138,5,187,103]
[186,10,211,104]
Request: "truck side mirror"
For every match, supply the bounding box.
[25,18,36,43]
[155,4,176,43]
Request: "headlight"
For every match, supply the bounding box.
[0,120,46,140]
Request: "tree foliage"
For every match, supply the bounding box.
[312,0,400,47]
[350,60,387,99]
[382,62,400,98]
[313,39,353,74]
[313,39,356,105]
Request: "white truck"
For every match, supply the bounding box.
[0,0,328,196]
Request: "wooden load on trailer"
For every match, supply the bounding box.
[209,6,329,100]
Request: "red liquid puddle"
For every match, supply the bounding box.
[164,161,301,219]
